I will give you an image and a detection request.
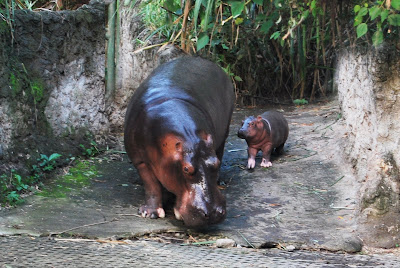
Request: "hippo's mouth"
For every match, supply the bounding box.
[237,130,247,139]
[174,203,226,227]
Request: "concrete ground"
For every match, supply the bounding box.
[1,101,400,266]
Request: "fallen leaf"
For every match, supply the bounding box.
[269,203,281,207]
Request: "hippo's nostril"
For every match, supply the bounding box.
[221,208,226,216]
[215,206,226,217]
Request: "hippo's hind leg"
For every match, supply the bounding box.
[216,142,226,162]
[274,143,285,155]
[136,162,165,219]
[260,143,273,168]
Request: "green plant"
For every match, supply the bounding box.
[6,191,22,204]
[0,170,29,205]
[293,99,309,105]
[139,0,399,105]
[38,153,62,172]
[21,0,38,10]
[354,0,400,46]
[79,141,99,157]
[0,0,16,42]
[0,153,63,206]
[9,72,21,96]
[30,79,44,105]
[12,173,29,191]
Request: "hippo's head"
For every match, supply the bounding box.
[237,115,264,140]
[159,132,226,227]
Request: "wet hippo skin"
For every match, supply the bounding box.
[238,111,289,169]
[124,57,235,227]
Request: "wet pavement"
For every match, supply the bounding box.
[1,101,400,266]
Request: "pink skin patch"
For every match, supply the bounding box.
[140,207,165,218]
[247,158,256,169]
[261,158,272,168]
[174,208,182,221]
[157,208,166,218]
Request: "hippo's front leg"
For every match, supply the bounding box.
[136,163,165,219]
[247,147,258,169]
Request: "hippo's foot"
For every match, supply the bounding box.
[138,206,165,219]
[260,158,272,168]
[247,158,256,169]
[174,208,183,221]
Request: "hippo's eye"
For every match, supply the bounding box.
[250,122,255,126]
[183,164,195,176]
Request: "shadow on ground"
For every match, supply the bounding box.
[0,101,362,252]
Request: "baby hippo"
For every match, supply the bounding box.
[238,111,289,169]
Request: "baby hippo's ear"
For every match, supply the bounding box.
[256,116,264,128]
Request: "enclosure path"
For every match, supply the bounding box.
[1,101,400,266]
[1,235,399,267]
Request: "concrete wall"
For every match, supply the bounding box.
[335,43,400,248]
[0,0,106,171]
[107,0,183,131]
[0,0,182,173]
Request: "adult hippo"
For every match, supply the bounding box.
[124,57,235,227]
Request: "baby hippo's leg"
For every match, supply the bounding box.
[247,147,258,169]
[261,144,273,168]
[261,158,272,168]
[275,143,285,155]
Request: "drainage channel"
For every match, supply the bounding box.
[1,236,398,267]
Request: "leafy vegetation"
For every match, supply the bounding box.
[0,0,90,13]
[354,0,400,46]
[0,141,102,206]
[0,153,62,205]
[79,140,100,157]
[293,98,309,105]
[139,0,400,104]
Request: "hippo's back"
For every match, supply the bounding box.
[124,57,235,155]
[260,111,289,144]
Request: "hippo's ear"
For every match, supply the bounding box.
[160,134,183,161]
[256,116,263,121]
[198,130,213,147]
[204,134,213,147]
[175,142,183,152]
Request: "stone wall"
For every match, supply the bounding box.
[0,0,182,173]
[0,0,106,172]
[335,43,400,248]
[107,0,183,131]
